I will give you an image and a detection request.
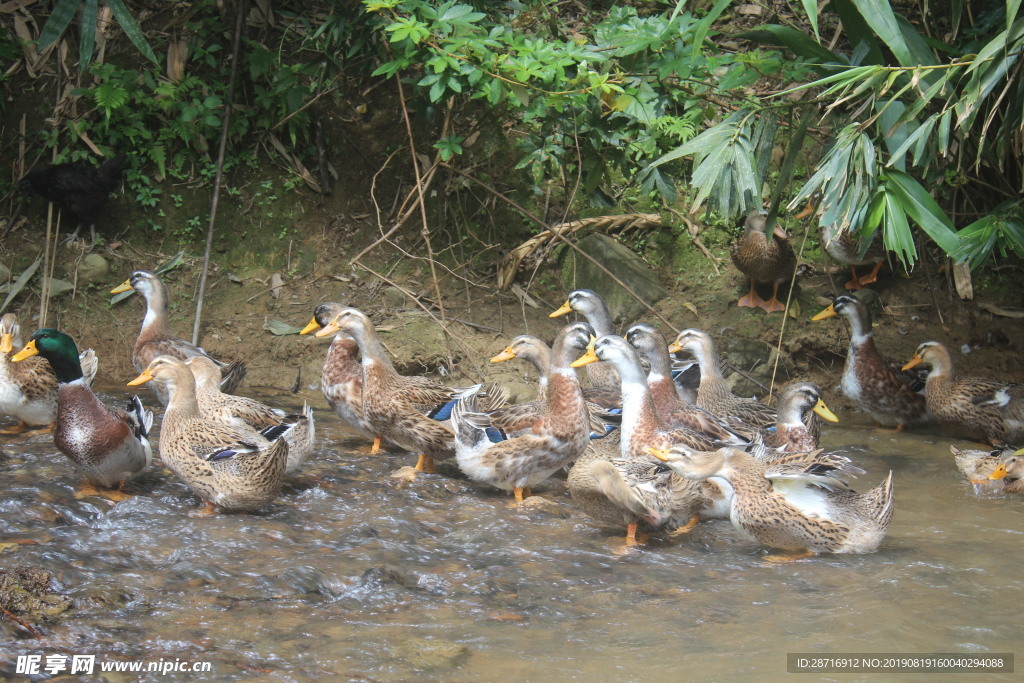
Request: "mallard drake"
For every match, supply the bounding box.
[649,445,894,559]
[111,270,246,405]
[730,211,796,313]
[12,329,151,500]
[550,289,619,388]
[0,313,98,434]
[128,356,287,513]
[903,341,1024,447]
[812,295,929,429]
[571,334,728,541]
[313,307,465,474]
[450,323,592,502]
[763,382,837,452]
[668,328,776,428]
[950,445,1012,485]
[300,302,382,453]
[624,323,746,444]
[184,355,315,473]
[989,450,1024,492]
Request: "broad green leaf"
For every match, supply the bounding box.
[107,0,159,64]
[884,170,960,254]
[79,0,98,70]
[37,0,80,50]
[738,26,843,66]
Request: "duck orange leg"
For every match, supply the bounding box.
[764,549,815,563]
[760,281,787,313]
[737,279,766,309]
[74,480,132,502]
[845,261,884,290]
[669,513,700,536]
[369,436,382,454]
[513,486,533,504]
[414,454,437,474]
[0,421,52,436]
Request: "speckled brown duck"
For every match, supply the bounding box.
[903,341,1024,447]
[730,212,796,313]
[129,355,287,513]
[989,451,1024,492]
[650,445,894,559]
[763,382,837,452]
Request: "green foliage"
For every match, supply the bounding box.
[37,0,157,69]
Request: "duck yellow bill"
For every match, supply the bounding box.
[127,369,154,386]
[0,333,12,354]
[811,304,836,321]
[299,317,320,335]
[813,399,839,423]
[10,340,39,362]
[314,320,340,338]
[490,347,517,363]
[989,463,1008,481]
[667,341,683,354]
[549,301,572,318]
[644,447,669,461]
[110,279,133,295]
[901,354,923,371]
[570,336,598,368]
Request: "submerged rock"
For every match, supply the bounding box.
[393,636,469,669]
[0,565,72,621]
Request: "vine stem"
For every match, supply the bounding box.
[192,0,246,346]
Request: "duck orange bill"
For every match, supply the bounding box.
[667,341,683,354]
[127,369,154,386]
[989,464,1008,481]
[901,354,923,371]
[0,333,12,354]
[549,301,572,318]
[644,447,669,461]
[313,320,340,338]
[570,336,598,368]
[813,399,840,423]
[490,347,517,363]
[299,318,320,335]
[110,279,133,294]
[811,304,837,321]
[10,340,39,362]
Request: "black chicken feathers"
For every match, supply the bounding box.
[17,153,126,242]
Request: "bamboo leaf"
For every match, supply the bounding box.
[801,0,820,39]
[107,0,159,64]
[849,0,916,66]
[0,259,41,314]
[738,25,843,65]
[881,189,916,264]
[684,0,733,77]
[79,0,97,69]
[37,0,81,50]
[884,170,960,254]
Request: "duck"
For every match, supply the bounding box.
[950,445,1012,484]
[312,307,467,474]
[11,328,151,500]
[184,355,315,473]
[0,313,98,435]
[570,334,728,543]
[989,450,1024,492]
[763,382,838,452]
[668,328,776,428]
[812,210,886,290]
[648,444,894,559]
[128,356,287,513]
[449,323,593,503]
[111,270,246,405]
[489,333,621,410]
[730,211,796,313]
[550,289,620,388]
[300,302,382,453]
[812,295,929,429]
[903,341,1024,447]
[624,323,747,444]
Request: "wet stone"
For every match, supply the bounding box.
[0,565,72,620]
[393,636,469,670]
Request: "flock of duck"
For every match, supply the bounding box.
[0,255,1022,560]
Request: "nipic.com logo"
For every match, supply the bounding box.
[15,654,214,676]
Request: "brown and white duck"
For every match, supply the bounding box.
[669,328,776,429]
[300,302,381,452]
[450,323,593,503]
[184,356,315,474]
[112,271,246,405]
[649,445,894,559]
[0,313,98,434]
[812,295,929,429]
[730,211,796,313]
[763,382,837,452]
[903,341,1024,447]
[129,356,287,513]
[989,451,1024,492]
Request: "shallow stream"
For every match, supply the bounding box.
[0,386,1020,681]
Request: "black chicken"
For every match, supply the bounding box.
[17,153,126,244]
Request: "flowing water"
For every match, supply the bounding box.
[0,386,1020,681]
